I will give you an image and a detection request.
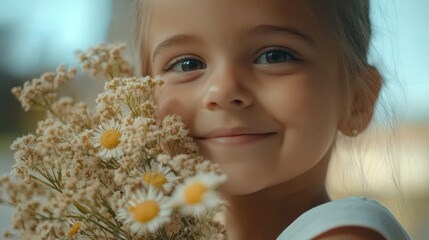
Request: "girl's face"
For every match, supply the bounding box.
[146,0,350,194]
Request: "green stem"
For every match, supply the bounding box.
[72,201,131,239]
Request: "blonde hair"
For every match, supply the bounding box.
[306,0,382,123]
[306,0,407,224]
[134,0,152,76]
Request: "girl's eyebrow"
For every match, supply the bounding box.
[240,24,316,47]
[152,34,200,61]
[152,25,315,61]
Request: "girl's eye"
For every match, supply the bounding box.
[164,57,207,73]
[254,48,297,64]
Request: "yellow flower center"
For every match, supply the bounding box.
[129,201,160,223]
[144,172,168,189]
[100,129,121,149]
[68,222,81,238]
[184,181,207,205]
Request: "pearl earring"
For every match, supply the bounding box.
[351,128,358,136]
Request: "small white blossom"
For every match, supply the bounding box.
[172,173,226,215]
[143,162,180,192]
[117,187,172,234]
[92,119,124,159]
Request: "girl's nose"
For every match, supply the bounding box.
[202,67,253,110]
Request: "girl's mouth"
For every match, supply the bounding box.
[194,128,276,146]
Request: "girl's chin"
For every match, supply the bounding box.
[212,162,274,195]
[216,177,267,196]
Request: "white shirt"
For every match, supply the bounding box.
[276,196,410,240]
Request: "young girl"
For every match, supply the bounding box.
[134,0,410,239]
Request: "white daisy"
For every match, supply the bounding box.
[117,187,172,234]
[92,119,124,159]
[171,173,226,215]
[143,162,180,192]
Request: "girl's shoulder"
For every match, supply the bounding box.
[276,196,410,240]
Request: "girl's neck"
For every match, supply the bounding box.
[221,156,331,240]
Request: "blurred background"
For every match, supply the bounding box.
[0,0,428,239]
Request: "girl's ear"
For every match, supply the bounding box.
[339,67,382,137]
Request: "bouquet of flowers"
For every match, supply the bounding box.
[0,44,227,240]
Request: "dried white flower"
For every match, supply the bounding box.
[117,187,172,234]
[92,119,124,159]
[143,162,180,192]
[172,173,227,215]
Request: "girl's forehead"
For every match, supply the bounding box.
[144,0,336,62]
[146,0,321,38]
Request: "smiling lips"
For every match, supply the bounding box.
[194,128,276,146]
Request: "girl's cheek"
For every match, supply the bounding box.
[154,85,175,118]
[154,85,194,126]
